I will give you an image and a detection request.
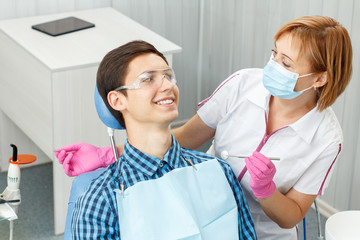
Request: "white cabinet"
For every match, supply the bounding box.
[0,7,181,235]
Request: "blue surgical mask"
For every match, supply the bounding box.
[263,58,314,99]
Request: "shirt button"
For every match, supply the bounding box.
[160,162,164,168]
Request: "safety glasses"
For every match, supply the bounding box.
[113,68,176,91]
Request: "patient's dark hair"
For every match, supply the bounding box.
[96,40,168,128]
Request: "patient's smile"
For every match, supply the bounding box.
[156,99,174,105]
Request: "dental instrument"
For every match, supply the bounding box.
[220,150,280,161]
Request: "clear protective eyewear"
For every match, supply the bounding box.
[113,68,176,91]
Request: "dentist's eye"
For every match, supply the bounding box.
[282,62,291,68]
[281,57,293,68]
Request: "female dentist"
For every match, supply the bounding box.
[56,16,353,239]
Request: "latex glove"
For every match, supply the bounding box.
[54,142,116,177]
[245,151,276,199]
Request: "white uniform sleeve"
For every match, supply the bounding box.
[197,72,241,129]
[293,143,341,195]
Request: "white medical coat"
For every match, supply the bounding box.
[197,68,342,240]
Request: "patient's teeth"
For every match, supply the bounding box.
[157,99,173,105]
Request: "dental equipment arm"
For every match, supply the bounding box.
[108,127,119,163]
[107,127,124,194]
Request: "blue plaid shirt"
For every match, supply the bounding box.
[72,134,256,239]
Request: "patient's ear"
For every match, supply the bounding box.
[108,91,127,111]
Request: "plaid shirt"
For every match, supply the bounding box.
[72,134,257,239]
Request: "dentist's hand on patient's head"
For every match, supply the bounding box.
[245,151,276,199]
[55,142,116,177]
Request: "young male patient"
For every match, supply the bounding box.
[58,40,256,239]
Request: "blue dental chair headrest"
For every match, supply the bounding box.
[94,86,124,130]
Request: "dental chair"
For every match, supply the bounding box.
[64,86,124,240]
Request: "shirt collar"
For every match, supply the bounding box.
[121,133,182,176]
[288,106,324,144]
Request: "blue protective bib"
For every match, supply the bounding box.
[114,159,239,240]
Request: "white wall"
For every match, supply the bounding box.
[0,0,358,213]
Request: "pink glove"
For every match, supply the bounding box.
[245,151,276,199]
[54,142,116,177]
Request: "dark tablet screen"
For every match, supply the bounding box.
[31,17,95,37]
